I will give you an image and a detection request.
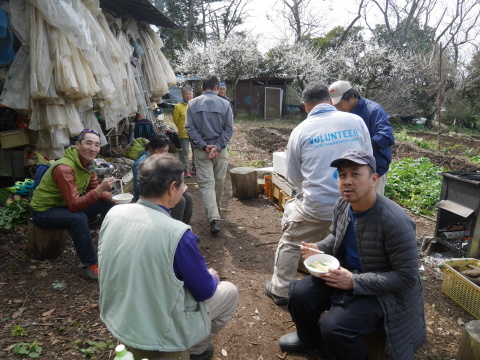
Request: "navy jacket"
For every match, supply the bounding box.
[351,97,394,177]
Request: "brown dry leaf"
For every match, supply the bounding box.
[51,339,60,345]
[42,308,55,317]
[221,349,228,357]
[427,326,434,334]
[6,344,16,351]
[0,282,7,286]
[90,303,99,308]
[12,307,25,319]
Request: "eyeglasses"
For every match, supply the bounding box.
[81,129,100,136]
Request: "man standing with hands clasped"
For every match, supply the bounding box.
[186,75,234,235]
[279,149,426,360]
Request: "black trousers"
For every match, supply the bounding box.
[288,275,384,360]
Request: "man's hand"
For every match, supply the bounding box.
[208,268,220,282]
[205,145,219,159]
[300,241,323,259]
[318,266,353,290]
[95,176,116,196]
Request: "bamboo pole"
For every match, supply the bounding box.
[437,43,443,152]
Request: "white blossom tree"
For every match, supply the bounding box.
[175,35,262,110]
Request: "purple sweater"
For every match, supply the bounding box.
[156,205,217,302]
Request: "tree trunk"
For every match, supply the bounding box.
[186,0,195,43]
[230,167,259,199]
[456,320,480,360]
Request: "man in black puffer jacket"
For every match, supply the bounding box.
[279,149,426,360]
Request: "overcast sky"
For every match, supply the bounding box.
[239,0,356,50]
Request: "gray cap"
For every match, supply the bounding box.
[330,149,376,172]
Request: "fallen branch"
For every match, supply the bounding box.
[256,241,279,247]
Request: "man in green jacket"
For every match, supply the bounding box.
[31,129,115,281]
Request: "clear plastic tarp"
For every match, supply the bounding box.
[0,0,176,158]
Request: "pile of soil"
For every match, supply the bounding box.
[0,124,478,360]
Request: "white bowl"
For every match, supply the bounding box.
[112,193,134,205]
[304,254,340,277]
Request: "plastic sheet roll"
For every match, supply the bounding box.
[29,5,54,100]
[29,0,93,51]
[146,26,176,87]
[0,47,31,111]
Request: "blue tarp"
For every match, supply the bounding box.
[0,8,16,65]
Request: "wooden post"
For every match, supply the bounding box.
[229,167,259,199]
[456,320,480,360]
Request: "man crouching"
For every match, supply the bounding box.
[279,149,425,360]
[99,154,238,360]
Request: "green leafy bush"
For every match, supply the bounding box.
[471,155,480,164]
[0,197,31,230]
[11,325,28,337]
[13,340,42,358]
[76,340,115,358]
[385,157,444,216]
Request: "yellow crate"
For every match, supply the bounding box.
[264,175,273,200]
[278,190,292,212]
[0,129,37,149]
[441,258,480,319]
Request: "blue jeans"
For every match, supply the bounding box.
[31,201,113,266]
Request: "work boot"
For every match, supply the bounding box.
[80,264,99,281]
[190,342,214,360]
[264,280,288,306]
[210,220,221,234]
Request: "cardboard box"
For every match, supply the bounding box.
[0,129,37,149]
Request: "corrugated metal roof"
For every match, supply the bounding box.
[99,0,178,29]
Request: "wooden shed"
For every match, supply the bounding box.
[231,77,295,118]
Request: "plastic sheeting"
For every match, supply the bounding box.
[0,0,176,158]
[0,46,31,112]
[137,21,175,101]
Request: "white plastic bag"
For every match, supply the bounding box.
[28,0,93,51]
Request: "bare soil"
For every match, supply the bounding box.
[1,124,479,360]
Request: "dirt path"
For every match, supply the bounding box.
[0,123,476,360]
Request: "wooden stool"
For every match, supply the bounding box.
[456,320,480,360]
[129,347,189,360]
[363,325,386,360]
[229,167,259,199]
[27,220,67,260]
